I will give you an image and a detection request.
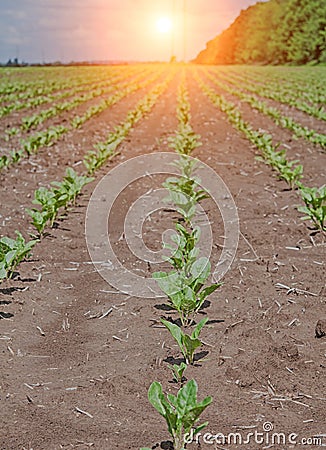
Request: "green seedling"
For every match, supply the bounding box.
[163,175,209,224]
[168,123,202,156]
[144,379,212,450]
[84,133,124,174]
[163,223,200,270]
[177,101,190,124]
[27,186,59,234]
[161,317,208,365]
[4,127,20,141]
[0,155,9,170]
[170,154,198,179]
[51,167,93,205]
[176,83,191,125]
[0,232,37,280]
[27,168,93,235]
[278,160,303,188]
[168,362,187,384]
[9,149,23,164]
[297,184,326,231]
[153,258,220,326]
[27,208,51,236]
[21,125,67,155]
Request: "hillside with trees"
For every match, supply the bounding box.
[194,0,326,65]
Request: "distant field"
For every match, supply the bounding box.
[1,64,325,449]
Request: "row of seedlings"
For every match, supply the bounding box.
[0,66,129,118]
[6,66,142,134]
[0,74,174,282]
[217,67,325,118]
[196,73,326,233]
[0,65,119,101]
[205,69,326,148]
[141,77,218,450]
[0,67,164,170]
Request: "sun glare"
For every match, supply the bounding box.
[156,17,172,34]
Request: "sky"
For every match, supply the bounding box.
[0,0,263,63]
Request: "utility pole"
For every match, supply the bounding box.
[183,0,187,62]
[171,0,176,61]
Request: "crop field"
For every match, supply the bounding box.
[0,64,325,449]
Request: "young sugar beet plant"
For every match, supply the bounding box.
[162,160,210,224]
[27,168,93,237]
[153,255,220,328]
[141,379,212,450]
[168,361,187,384]
[0,232,37,281]
[297,184,326,232]
[161,317,208,365]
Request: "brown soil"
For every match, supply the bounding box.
[0,65,325,450]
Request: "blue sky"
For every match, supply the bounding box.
[0,0,263,63]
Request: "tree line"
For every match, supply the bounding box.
[194,0,326,65]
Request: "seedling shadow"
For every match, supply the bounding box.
[309,228,321,236]
[164,355,185,366]
[193,350,209,363]
[0,299,11,305]
[168,375,187,385]
[160,440,174,450]
[52,220,71,232]
[149,440,174,450]
[154,300,212,314]
[17,276,37,283]
[198,299,211,310]
[154,303,175,312]
[0,286,19,295]
[2,274,37,284]
[161,316,183,327]
[207,318,225,324]
[0,311,14,319]
[9,271,20,280]
[164,350,209,366]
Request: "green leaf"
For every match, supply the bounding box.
[193,421,209,436]
[176,379,197,417]
[182,335,201,364]
[153,271,182,297]
[0,265,7,279]
[190,257,210,283]
[0,236,16,249]
[182,397,212,433]
[181,286,197,313]
[198,283,221,304]
[161,319,184,357]
[148,382,177,437]
[191,317,208,339]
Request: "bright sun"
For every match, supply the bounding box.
[156,17,172,33]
